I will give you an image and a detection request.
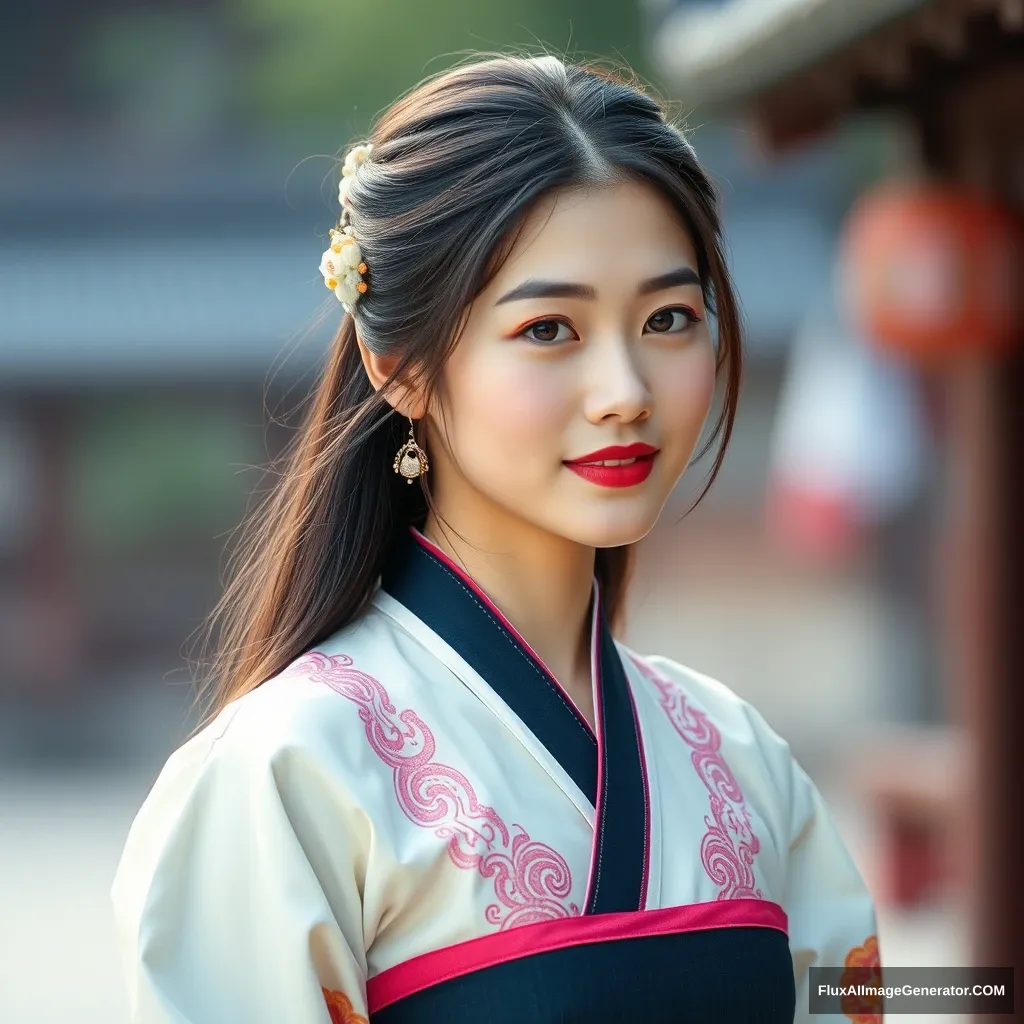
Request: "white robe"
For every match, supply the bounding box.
[111,529,879,1023]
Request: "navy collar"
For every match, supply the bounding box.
[381,527,649,914]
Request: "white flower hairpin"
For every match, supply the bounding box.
[338,143,372,208]
[320,142,372,311]
[320,225,368,309]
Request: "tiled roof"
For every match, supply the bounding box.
[0,157,339,384]
[654,0,932,107]
[1,235,335,384]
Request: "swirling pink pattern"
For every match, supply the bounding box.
[287,651,580,929]
[631,655,763,900]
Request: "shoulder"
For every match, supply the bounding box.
[119,613,406,870]
[128,672,334,838]
[620,644,801,806]
[621,645,790,749]
[142,604,418,806]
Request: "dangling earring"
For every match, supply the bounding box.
[392,416,429,484]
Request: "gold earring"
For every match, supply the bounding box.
[392,416,429,484]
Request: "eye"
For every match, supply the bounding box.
[644,307,700,335]
[517,318,579,345]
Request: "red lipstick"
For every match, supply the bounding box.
[563,443,659,488]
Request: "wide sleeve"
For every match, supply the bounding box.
[785,759,882,1023]
[110,710,370,1024]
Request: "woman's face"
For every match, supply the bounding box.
[426,178,717,550]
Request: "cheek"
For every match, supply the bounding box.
[447,352,569,454]
[655,339,717,435]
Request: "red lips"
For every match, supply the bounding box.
[563,443,660,489]
[564,442,659,465]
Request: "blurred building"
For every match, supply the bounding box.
[0,153,336,748]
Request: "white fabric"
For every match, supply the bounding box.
[111,592,878,1022]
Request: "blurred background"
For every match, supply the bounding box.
[3,0,1022,1020]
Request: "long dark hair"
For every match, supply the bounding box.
[192,55,743,728]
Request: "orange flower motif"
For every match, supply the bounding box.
[840,934,883,1022]
[322,986,368,1024]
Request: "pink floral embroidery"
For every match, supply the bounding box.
[631,656,763,900]
[288,651,580,929]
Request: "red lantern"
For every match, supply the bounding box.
[840,183,1024,362]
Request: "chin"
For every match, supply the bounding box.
[566,506,661,550]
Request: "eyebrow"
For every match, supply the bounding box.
[494,266,700,305]
[638,266,701,295]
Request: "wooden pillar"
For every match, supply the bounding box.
[926,64,1024,983]
[991,351,1024,975]
[944,357,1018,975]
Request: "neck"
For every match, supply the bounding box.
[419,508,596,699]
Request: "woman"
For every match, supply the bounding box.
[111,55,879,1023]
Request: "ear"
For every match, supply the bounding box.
[355,329,428,419]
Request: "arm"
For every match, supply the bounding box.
[786,760,881,1023]
[110,715,369,1024]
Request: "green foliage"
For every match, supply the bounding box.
[225,0,645,133]
[73,402,260,553]
[78,10,233,147]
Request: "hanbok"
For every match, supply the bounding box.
[111,527,879,1022]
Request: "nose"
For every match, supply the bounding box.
[581,336,653,424]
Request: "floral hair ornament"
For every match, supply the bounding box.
[338,143,372,207]
[319,142,372,311]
